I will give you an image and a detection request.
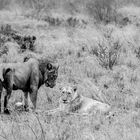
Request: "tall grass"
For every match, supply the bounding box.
[0,1,140,140]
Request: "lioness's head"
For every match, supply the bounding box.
[60,86,78,104]
[44,62,59,88]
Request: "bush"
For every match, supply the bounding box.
[86,0,117,24]
[0,24,37,53]
[92,28,121,70]
[0,0,10,10]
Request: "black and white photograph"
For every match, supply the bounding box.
[0,0,139,139]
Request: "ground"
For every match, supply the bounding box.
[0,1,140,140]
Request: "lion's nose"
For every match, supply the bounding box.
[63,99,67,103]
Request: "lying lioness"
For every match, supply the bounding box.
[59,86,110,114]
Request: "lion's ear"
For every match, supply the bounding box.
[47,63,52,70]
[73,86,77,92]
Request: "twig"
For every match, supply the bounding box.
[0,127,9,140]
[11,121,17,140]
[0,134,8,140]
[27,124,38,140]
[34,114,45,140]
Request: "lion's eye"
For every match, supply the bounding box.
[67,92,71,95]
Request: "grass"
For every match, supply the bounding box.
[0,1,140,140]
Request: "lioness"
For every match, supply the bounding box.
[0,57,59,114]
[59,86,110,114]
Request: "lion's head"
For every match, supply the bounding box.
[23,56,59,88]
[59,86,78,104]
[44,62,59,88]
[40,61,58,88]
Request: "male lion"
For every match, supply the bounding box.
[59,86,110,114]
[0,57,59,114]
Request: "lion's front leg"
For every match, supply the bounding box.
[29,87,38,110]
[24,92,29,111]
[29,68,39,111]
[4,89,12,114]
[0,80,3,113]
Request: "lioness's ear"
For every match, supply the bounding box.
[73,86,77,92]
[47,63,52,70]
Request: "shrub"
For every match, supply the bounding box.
[92,28,121,70]
[0,0,10,10]
[0,24,36,53]
[86,0,117,24]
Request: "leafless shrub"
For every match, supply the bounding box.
[0,24,13,35]
[0,24,36,53]
[31,0,46,19]
[126,39,140,60]
[0,127,9,140]
[42,15,88,28]
[0,24,13,56]
[67,17,79,27]
[0,0,10,10]
[43,16,63,26]
[63,1,79,15]
[27,124,38,140]
[134,46,140,59]
[34,114,45,140]
[86,0,117,24]
[115,0,140,6]
[92,29,121,70]
[96,40,121,69]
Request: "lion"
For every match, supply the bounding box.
[58,85,110,114]
[0,57,59,114]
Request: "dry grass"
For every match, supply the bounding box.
[0,1,140,140]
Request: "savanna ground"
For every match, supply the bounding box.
[1,0,140,140]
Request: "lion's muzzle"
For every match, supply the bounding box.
[62,99,68,104]
[45,80,56,88]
